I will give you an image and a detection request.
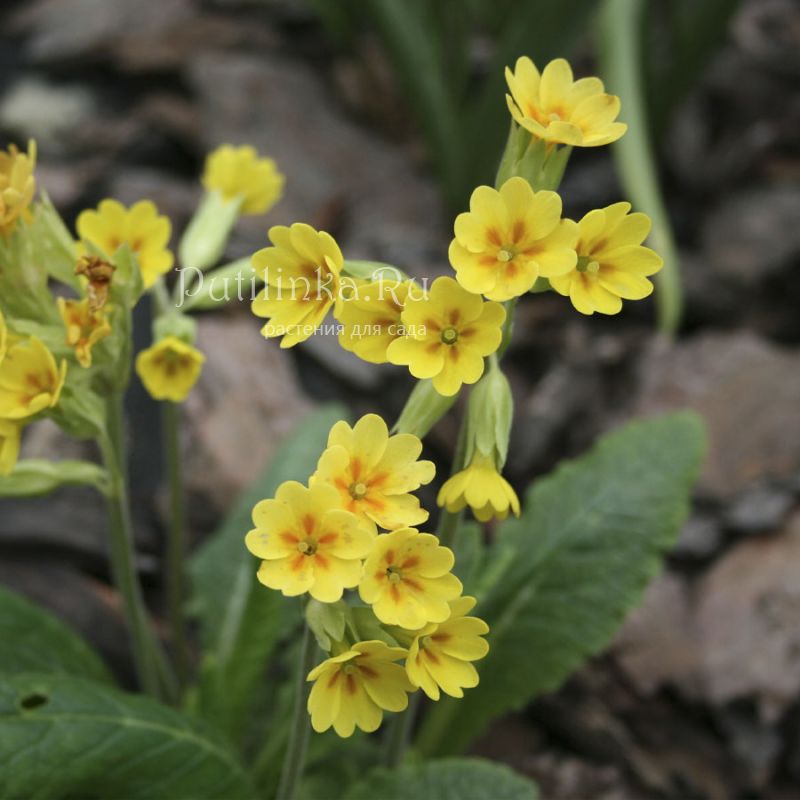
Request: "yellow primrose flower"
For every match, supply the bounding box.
[449,177,578,301]
[307,640,414,738]
[359,527,462,630]
[0,140,36,238]
[336,278,417,364]
[405,596,490,700]
[251,223,343,348]
[312,413,435,531]
[135,336,205,402]
[549,202,663,315]
[506,57,626,147]
[202,144,284,215]
[0,418,22,476]
[76,199,173,289]
[245,480,373,603]
[437,451,520,523]
[386,276,505,397]
[0,336,66,420]
[57,298,112,368]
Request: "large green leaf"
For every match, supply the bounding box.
[0,673,255,799]
[188,405,345,741]
[343,758,538,800]
[0,585,111,682]
[417,412,706,755]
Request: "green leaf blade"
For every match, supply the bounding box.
[0,585,111,683]
[344,758,539,800]
[0,674,255,800]
[418,412,706,755]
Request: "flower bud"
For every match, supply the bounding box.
[465,362,513,467]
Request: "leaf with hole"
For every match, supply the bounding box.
[0,673,255,799]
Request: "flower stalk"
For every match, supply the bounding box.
[99,391,171,700]
[163,400,189,687]
[277,616,316,800]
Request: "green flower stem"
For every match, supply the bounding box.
[100,391,172,700]
[163,400,190,687]
[599,0,683,335]
[277,617,316,800]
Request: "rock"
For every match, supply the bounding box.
[614,572,701,696]
[11,0,193,66]
[723,482,795,535]
[0,78,95,154]
[674,513,724,559]
[702,185,800,286]
[187,54,445,276]
[633,333,800,498]
[696,511,800,720]
[717,706,783,789]
[182,314,313,510]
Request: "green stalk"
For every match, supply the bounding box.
[599,0,683,335]
[163,400,190,687]
[277,619,316,800]
[100,392,169,700]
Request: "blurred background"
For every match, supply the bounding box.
[1,0,799,797]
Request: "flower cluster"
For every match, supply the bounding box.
[245,413,490,737]
[244,57,663,527]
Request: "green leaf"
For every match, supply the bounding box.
[188,405,346,741]
[343,758,539,800]
[32,193,80,290]
[0,585,111,682]
[0,459,109,497]
[0,673,255,799]
[417,412,706,755]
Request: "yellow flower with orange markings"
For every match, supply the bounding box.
[386,276,505,397]
[77,199,174,289]
[306,640,414,738]
[245,481,373,603]
[550,202,663,315]
[202,144,284,215]
[0,418,22,476]
[449,177,578,301]
[0,139,36,238]
[57,298,112,368]
[506,57,626,147]
[438,451,520,523]
[311,413,435,532]
[336,278,417,364]
[0,336,66,420]
[135,336,205,402]
[405,596,490,700]
[359,527,462,630]
[251,223,343,348]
